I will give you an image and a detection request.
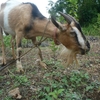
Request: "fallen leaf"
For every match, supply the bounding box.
[8,87,22,99]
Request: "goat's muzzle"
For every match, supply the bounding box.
[80,41,90,55]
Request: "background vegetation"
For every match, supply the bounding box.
[0,0,100,100]
[48,0,100,36]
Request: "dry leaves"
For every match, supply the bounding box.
[8,88,22,99]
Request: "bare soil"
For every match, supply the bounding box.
[0,36,100,100]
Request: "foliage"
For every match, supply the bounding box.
[48,0,100,26]
[97,0,100,13]
[34,67,100,100]
[49,41,58,58]
[10,74,30,87]
[0,49,100,99]
[3,35,11,47]
[4,97,12,100]
[48,0,78,18]
[82,13,100,36]
[78,0,98,26]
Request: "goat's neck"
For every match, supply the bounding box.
[33,18,59,38]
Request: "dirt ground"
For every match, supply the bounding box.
[0,36,100,99]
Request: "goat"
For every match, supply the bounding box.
[0,0,90,72]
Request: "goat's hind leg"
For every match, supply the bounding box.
[0,28,6,66]
[11,36,16,60]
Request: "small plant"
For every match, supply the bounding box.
[0,89,3,96]
[14,75,30,86]
[50,41,58,52]
[34,70,100,100]
[49,89,64,99]
[82,14,100,36]
[4,35,11,47]
[4,96,13,100]
[8,70,30,87]
[49,41,58,57]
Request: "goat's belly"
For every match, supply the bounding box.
[4,27,15,35]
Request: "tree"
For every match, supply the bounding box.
[78,0,98,26]
[48,0,78,21]
[48,0,99,26]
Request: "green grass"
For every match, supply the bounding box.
[82,24,100,36]
[82,13,100,36]
[0,24,100,100]
[0,56,100,100]
[31,61,100,100]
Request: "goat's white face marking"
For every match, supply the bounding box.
[71,22,86,49]
[4,0,21,35]
[72,26,85,49]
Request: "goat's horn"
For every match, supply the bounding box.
[67,14,77,23]
[58,11,72,24]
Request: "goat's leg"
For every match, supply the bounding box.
[0,30,6,66]
[11,36,16,60]
[31,37,43,60]
[16,34,23,72]
[1,41,6,66]
[31,37,37,45]
[37,46,43,61]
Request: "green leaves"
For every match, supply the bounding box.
[8,74,30,87]
[48,0,100,27]
[35,69,99,100]
[49,89,64,99]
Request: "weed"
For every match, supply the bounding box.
[49,89,64,99]
[3,35,11,47]
[8,70,30,87]
[49,41,58,57]
[0,89,3,95]
[13,75,30,86]
[34,70,100,100]
[4,96,13,100]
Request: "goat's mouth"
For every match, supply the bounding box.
[80,48,90,55]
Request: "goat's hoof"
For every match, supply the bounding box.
[1,63,6,67]
[16,67,24,73]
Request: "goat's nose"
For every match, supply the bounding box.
[86,41,90,52]
[80,41,90,55]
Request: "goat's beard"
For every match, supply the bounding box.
[59,45,79,66]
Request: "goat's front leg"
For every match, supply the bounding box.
[16,34,23,72]
[31,37,43,60]
[31,36,37,45]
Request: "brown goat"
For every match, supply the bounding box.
[0,0,90,72]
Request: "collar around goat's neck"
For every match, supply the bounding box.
[53,28,60,45]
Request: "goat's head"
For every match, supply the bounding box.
[51,12,90,55]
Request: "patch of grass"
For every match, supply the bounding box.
[3,96,13,100]
[32,65,100,100]
[82,24,100,36]
[0,89,3,96]
[3,35,11,47]
[82,13,100,36]
[0,34,100,100]
[0,59,100,100]
[12,75,30,87]
[7,70,30,87]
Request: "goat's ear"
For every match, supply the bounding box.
[51,16,66,31]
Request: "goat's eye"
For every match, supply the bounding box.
[70,31,76,37]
